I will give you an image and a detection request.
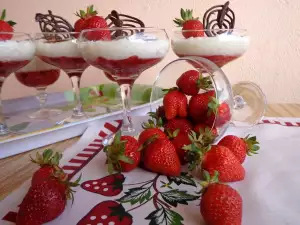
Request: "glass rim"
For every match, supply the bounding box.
[34,31,80,35]
[173,28,247,33]
[80,27,167,33]
[0,31,31,35]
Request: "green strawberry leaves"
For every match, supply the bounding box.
[118,187,152,205]
[244,135,260,156]
[146,207,184,225]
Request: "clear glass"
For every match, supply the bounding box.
[15,56,62,119]
[151,57,267,138]
[0,32,36,136]
[34,32,89,124]
[171,29,249,68]
[78,27,170,135]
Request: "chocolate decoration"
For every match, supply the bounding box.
[203,1,235,37]
[105,10,145,38]
[35,10,74,40]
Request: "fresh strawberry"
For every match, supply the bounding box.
[163,88,188,120]
[16,175,80,224]
[77,200,133,225]
[138,128,167,146]
[218,135,260,163]
[201,145,245,182]
[194,123,218,137]
[74,5,110,40]
[188,90,215,123]
[81,174,125,197]
[0,9,16,40]
[143,138,181,176]
[200,171,242,225]
[174,9,204,38]
[104,131,141,173]
[166,129,191,164]
[205,99,231,127]
[176,70,212,96]
[164,118,192,134]
[30,149,64,187]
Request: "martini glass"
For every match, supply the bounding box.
[15,57,61,119]
[151,56,266,138]
[78,27,169,134]
[172,29,249,68]
[35,32,89,124]
[0,32,36,136]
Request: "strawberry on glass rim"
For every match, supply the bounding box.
[0,32,35,137]
[78,27,169,135]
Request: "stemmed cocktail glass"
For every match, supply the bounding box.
[35,32,89,124]
[0,32,35,136]
[15,57,61,119]
[78,27,169,134]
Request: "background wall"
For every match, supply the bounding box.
[1,0,300,103]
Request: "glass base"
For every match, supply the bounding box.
[29,108,62,119]
[56,112,88,125]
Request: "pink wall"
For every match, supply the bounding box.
[2,0,300,103]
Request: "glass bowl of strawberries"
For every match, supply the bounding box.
[150,56,267,138]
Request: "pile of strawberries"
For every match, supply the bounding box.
[16,149,81,225]
[103,69,260,224]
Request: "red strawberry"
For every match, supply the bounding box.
[74,5,98,32]
[202,145,245,182]
[77,200,133,225]
[104,131,141,173]
[143,138,181,176]
[166,129,191,165]
[16,175,80,224]
[81,174,125,197]
[138,128,167,145]
[176,70,212,96]
[205,99,231,127]
[200,171,242,225]
[30,149,64,187]
[163,88,188,120]
[194,123,218,137]
[0,9,16,40]
[218,135,260,163]
[188,90,215,123]
[164,118,192,134]
[174,9,204,39]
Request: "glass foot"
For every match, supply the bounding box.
[29,108,62,120]
[56,112,88,125]
[0,123,10,137]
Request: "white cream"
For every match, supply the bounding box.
[79,38,169,61]
[172,35,250,56]
[0,40,35,61]
[36,39,82,58]
[18,56,58,72]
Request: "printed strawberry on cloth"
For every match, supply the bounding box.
[1,116,300,225]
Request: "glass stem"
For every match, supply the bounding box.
[0,84,9,135]
[120,83,133,132]
[36,87,47,110]
[69,74,84,117]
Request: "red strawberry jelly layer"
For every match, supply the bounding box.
[0,60,30,80]
[15,69,60,88]
[39,56,88,77]
[177,54,241,68]
[90,55,162,84]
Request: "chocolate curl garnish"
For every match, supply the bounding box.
[203,1,235,37]
[105,10,145,39]
[35,10,74,41]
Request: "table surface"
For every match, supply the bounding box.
[1,103,300,201]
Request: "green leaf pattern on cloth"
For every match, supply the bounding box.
[145,207,184,225]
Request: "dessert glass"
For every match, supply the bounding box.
[151,56,266,137]
[172,29,249,68]
[35,32,89,124]
[78,27,169,134]
[0,32,35,136]
[15,57,61,119]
